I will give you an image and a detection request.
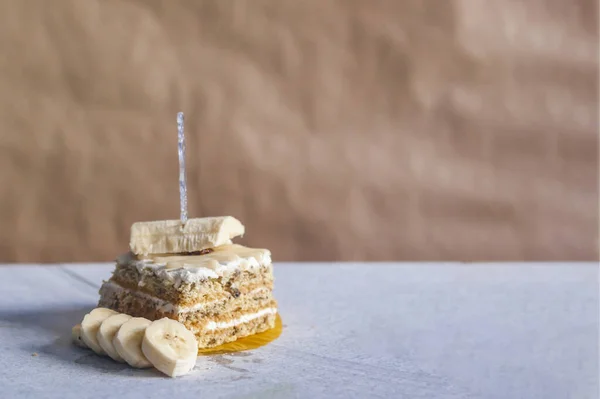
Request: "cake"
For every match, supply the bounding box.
[98,217,277,349]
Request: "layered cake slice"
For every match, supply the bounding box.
[98,217,277,349]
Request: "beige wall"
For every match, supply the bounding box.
[0,0,598,262]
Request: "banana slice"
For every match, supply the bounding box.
[113,317,153,368]
[80,308,118,355]
[97,313,132,362]
[71,324,87,348]
[130,216,245,255]
[141,318,198,377]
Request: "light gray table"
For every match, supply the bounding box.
[0,263,597,399]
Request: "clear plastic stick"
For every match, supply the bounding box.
[177,112,188,224]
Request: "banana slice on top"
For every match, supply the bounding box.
[113,317,153,369]
[80,308,118,355]
[141,318,198,377]
[130,216,244,255]
[97,313,132,362]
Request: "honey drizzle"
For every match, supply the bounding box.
[197,314,283,355]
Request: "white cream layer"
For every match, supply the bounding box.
[203,307,278,331]
[102,281,270,314]
[117,244,272,287]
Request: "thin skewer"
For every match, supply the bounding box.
[177,112,188,224]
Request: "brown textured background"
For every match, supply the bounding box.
[0,0,598,262]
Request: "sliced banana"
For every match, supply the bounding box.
[130,216,244,255]
[80,308,118,355]
[141,318,198,377]
[71,324,87,348]
[113,317,153,368]
[97,313,132,362]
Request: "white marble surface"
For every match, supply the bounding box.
[0,263,597,399]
